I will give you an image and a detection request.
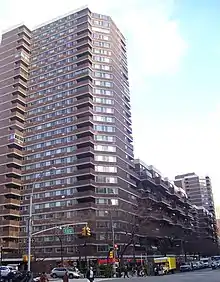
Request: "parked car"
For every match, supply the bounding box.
[0,266,17,277]
[192,261,200,270]
[50,268,81,279]
[180,263,192,272]
[211,261,220,269]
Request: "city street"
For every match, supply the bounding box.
[105,269,220,282]
[53,269,220,282]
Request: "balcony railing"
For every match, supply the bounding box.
[4,198,20,206]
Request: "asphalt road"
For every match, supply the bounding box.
[51,269,220,282]
[104,269,220,282]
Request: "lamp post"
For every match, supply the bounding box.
[56,227,64,266]
[27,167,56,272]
[105,199,118,277]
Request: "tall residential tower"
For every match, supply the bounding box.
[0,7,138,261]
[174,172,215,215]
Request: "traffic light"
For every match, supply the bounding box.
[108,250,114,259]
[81,226,86,236]
[81,225,91,237]
[23,255,28,262]
[86,226,91,236]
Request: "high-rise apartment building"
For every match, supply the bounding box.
[0,7,138,261]
[174,172,215,215]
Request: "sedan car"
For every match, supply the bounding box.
[180,263,192,272]
[50,268,81,279]
[0,266,17,277]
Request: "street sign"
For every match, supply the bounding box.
[63,227,74,235]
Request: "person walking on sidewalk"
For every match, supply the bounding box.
[86,266,94,282]
[40,272,48,282]
[123,266,129,278]
[63,272,69,282]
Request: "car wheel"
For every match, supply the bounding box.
[52,274,57,278]
[69,274,74,279]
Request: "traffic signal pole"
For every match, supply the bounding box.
[110,213,117,277]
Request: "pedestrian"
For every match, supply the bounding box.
[86,266,94,282]
[123,266,129,278]
[63,272,69,282]
[40,272,48,282]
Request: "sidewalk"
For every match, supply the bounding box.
[49,278,115,282]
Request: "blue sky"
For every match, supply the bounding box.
[0,0,219,204]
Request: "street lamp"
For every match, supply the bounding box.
[105,199,118,277]
[27,167,56,272]
[56,227,64,266]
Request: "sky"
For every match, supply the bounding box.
[0,0,220,204]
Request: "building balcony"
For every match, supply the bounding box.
[75,125,94,135]
[18,26,31,39]
[1,231,19,238]
[7,148,23,158]
[4,209,20,217]
[11,93,26,105]
[11,102,26,114]
[2,220,19,227]
[2,242,18,249]
[13,78,28,89]
[75,167,95,176]
[14,68,28,80]
[161,214,173,224]
[75,116,93,126]
[75,146,94,155]
[72,201,96,210]
[75,105,93,116]
[159,196,171,207]
[17,41,31,54]
[75,97,93,107]
[74,136,94,145]
[6,168,22,177]
[9,120,24,131]
[74,179,95,188]
[4,188,21,197]
[76,156,94,165]
[6,158,22,166]
[144,193,159,202]
[10,111,25,122]
[12,86,27,97]
[5,177,21,186]
[4,198,20,206]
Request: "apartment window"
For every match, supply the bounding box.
[94,135,115,142]
[94,72,112,79]
[93,64,111,71]
[94,98,113,104]
[96,233,106,241]
[95,155,116,162]
[94,125,115,132]
[96,198,118,205]
[94,89,113,96]
[97,245,109,252]
[93,115,114,123]
[93,42,111,48]
[96,187,118,194]
[94,145,116,152]
[93,56,110,63]
[95,176,117,183]
[94,106,114,113]
[94,80,112,87]
[95,165,117,173]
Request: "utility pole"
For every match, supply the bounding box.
[0,247,3,265]
[27,188,33,272]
